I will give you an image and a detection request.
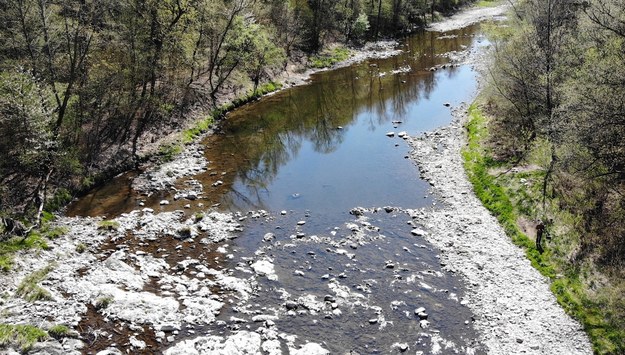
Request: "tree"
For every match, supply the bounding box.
[351,12,370,45]
[0,70,58,227]
[235,22,286,93]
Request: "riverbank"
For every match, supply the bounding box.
[404,35,592,353]
[130,2,512,196]
[406,107,592,354]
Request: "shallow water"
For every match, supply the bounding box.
[205,210,484,354]
[67,24,489,354]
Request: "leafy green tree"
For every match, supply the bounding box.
[351,12,370,45]
[0,70,57,226]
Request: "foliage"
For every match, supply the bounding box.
[487,0,625,268]
[0,324,47,352]
[351,13,371,45]
[44,189,73,213]
[0,70,58,221]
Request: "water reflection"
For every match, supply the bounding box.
[198,27,480,213]
[67,27,482,217]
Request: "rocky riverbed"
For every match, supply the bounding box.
[406,105,592,354]
[0,3,592,355]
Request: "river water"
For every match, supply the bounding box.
[69,24,488,354]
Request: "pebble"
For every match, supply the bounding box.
[263,233,275,242]
[414,307,428,320]
[411,228,427,236]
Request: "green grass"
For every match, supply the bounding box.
[182,115,214,144]
[476,0,501,7]
[309,47,352,69]
[16,265,54,302]
[47,325,70,339]
[463,103,625,354]
[0,233,49,272]
[97,219,120,231]
[158,143,183,162]
[158,81,282,163]
[95,296,113,310]
[42,226,68,240]
[75,242,87,253]
[0,324,47,351]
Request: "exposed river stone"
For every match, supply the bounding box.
[132,143,208,194]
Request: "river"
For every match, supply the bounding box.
[67,24,488,354]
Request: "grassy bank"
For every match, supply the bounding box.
[463,103,625,354]
[309,47,352,69]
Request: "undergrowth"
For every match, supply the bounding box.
[463,103,625,354]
